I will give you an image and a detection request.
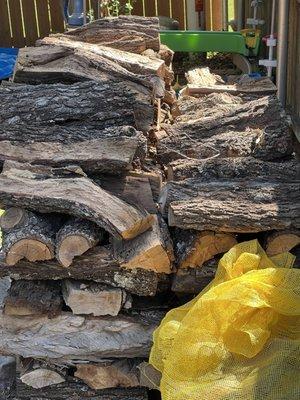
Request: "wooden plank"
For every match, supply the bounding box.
[90,0,99,18]
[132,0,144,16]
[204,0,212,30]
[8,0,25,47]
[157,0,170,18]
[144,0,156,16]
[211,0,223,30]
[0,0,12,47]
[36,0,51,38]
[171,0,186,29]
[49,0,65,33]
[22,0,39,46]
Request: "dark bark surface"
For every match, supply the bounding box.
[0,82,153,144]
[64,15,160,53]
[157,93,293,163]
[162,180,300,232]
[12,378,148,400]
[4,280,63,317]
[168,157,299,182]
[0,246,160,297]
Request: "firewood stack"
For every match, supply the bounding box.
[0,17,299,400]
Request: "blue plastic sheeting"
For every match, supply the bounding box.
[0,48,19,80]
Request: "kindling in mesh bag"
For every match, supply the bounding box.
[149,240,300,400]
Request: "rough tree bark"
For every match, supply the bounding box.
[0,161,154,240]
[0,82,153,142]
[161,180,300,232]
[157,93,293,163]
[3,280,63,317]
[13,379,148,400]
[168,157,299,182]
[0,246,161,297]
[0,134,147,175]
[0,311,162,362]
[38,36,165,78]
[63,15,160,53]
[56,218,104,267]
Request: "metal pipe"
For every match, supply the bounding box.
[267,0,276,78]
[277,0,290,105]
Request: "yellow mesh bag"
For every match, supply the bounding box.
[149,240,300,400]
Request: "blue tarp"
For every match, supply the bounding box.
[0,48,19,80]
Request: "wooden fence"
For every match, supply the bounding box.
[0,0,188,48]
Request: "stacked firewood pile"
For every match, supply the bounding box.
[0,16,299,400]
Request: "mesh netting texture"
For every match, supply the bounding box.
[149,240,300,400]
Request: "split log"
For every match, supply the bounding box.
[0,161,154,240]
[185,67,277,95]
[3,280,63,317]
[0,81,153,140]
[20,369,65,389]
[265,230,300,256]
[0,246,160,297]
[56,218,103,267]
[171,259,217,293]
[174,229,237,268]
[38,36,165,78]
[0,277,11,309]
[93,172,157,214]
[62,281,130,316]
[161,180,300,232]
[168,157,300,182]
[0,311,161,362]
[1,212,63,266]
[0,356,16,398]
[157,93,293,163]
[15,378,148,400]
[0,135,147,175]
[63,16,160,53]
[113,216,174,274]
[158,44,174,67]
[75,360,139,390]
[14,45,153,90]
[0,208,32,232]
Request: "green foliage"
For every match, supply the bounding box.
[101,0,137,16]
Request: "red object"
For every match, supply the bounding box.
[195,0,204,12]
[262,34,278,43]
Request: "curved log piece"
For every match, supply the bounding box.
[0,161,154,240]
[157,93,293,163]
[265,230,300,256]
[3,280,63,317]
[167,157,299,183]
[56,218,104,268]
[1,212,64,266]
[0,247,160,297]
[63,16,160,53]
[162,180,300,233]
[174,229,237,268]
[0,207,27,232]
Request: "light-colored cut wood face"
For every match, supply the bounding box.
[58,236,90,268]
[6,239,53,266]
[0,207,24,230]
[266,233,300,256]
